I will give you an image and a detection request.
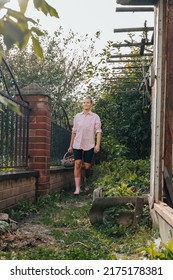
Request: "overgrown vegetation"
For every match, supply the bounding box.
[1,155,172,260]
[92,156,150,197]
[143,239,173,260]
[0,190,158,260]
[0,3,170,260]
[0,149,160,260]
[95,91,151,160]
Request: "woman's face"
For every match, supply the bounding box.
[83,98,92,111]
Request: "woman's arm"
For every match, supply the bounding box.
[68,132,76,153]
[94,132,101,153]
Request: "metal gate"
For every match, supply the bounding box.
[0,57,30,168]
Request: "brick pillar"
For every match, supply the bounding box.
[22,83,51,196]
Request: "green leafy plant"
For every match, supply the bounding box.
[144,239,173,260]
[9,199,38,221]
[92,157,150,197]
[8,192,61,221]
[0,0,58,58]
[0,221,10,234]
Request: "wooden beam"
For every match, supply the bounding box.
[133,197,144,225]
[114,27,154,33]
[105,80,139,83]
[154,203,173,228]
[106,77,139,80]
[110,73,143,77]
[108,59,151,63]
[117,0,158,5]
[109,59,151,63]
[112,66,149,69]
[164,1,173,193]
[89,195,148,225]
[113,91,139,93]
[164,167,173,207]
[110,53,153,58]
[116,7,154,12]
[112,42,153,48]
[166,108,173,142]
[111,73,143,80]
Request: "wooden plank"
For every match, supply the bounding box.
[114,27,154,33]
[133,197,144,225]
[107,59,151,63]
[112,66,149,69]
[117,0,158,5]
[112,42,153,47]
[164,167,173,206]
[164,2,173,202]
[93,186,103,200]
[116,7,154,12]
[165,1,173,110]
[105,77,139,80]
[89,196,148,224]
[105,80,139,84]
[154,202,173,227]
[112,91,139,94]
[150,0,166,205]
[110,73,143,77]
[165,109,173,141]
[110,54,153,58]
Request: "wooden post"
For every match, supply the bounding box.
[164,0,173,202]
[150,0,167,205]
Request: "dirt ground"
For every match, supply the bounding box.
[0,217,57,251]
[0,199,88,252]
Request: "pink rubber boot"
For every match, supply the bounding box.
[74,177,81,194]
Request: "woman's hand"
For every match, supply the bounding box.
[68,146,73,153]
[94,145,100,153]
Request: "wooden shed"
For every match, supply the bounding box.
[117,0,173,243]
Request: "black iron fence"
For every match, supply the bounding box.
[0,57,72,168]
[51,122,71,166]
[0,58,30,169]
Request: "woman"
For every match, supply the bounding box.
[68,96,102,194]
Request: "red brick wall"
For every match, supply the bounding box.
[50,168,74,192]
[0,84,76,211]
[0,168,75,210]
[22,83,51,196]
[0,174,36,210]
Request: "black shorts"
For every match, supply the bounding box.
[73,148,94,164]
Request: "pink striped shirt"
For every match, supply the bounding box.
[72,111,102,151]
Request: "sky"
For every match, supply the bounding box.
[8,0,154,54]
[36,0,154,53]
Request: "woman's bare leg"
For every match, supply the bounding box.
[74,160,82,194]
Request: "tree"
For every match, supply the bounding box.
[0,1,59,110]
[0,0,58,58]
[4,28,97,128]
[83,38,152,159]
[95,91,151,160]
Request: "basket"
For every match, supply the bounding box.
[61,152,75,167]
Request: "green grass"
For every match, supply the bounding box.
[0,189,158,260]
